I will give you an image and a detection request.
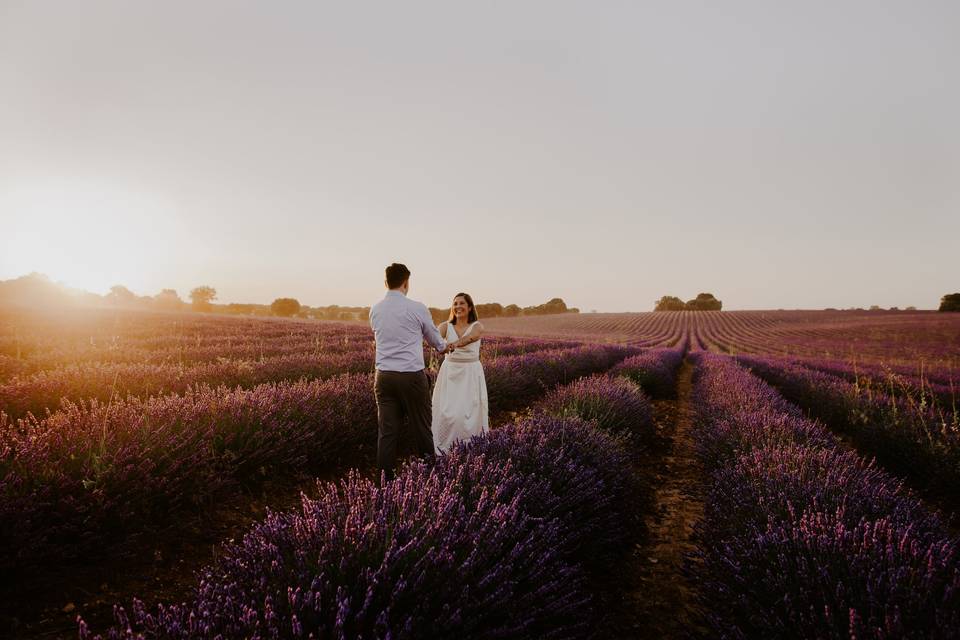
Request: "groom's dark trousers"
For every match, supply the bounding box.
[375,369,435,479]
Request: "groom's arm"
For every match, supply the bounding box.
[416,303,447,352]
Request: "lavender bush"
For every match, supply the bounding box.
[0,374,377,576]
[0,348,376,419]
[535,374,654,439]
[0,342,635,579]
[453,415,641,570]
[737,355,960,501]
[690,353,960,639]
[80,413,640,639]
[609,344,685,398]
[483,344,639,415]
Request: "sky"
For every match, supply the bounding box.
[1,1,958,311]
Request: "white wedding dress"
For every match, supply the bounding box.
[431,322,489,453]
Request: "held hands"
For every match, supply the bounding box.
[444,341,459,353]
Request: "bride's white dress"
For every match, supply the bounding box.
[432,322,489,453]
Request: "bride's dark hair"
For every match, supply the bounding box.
[448,292,478,325]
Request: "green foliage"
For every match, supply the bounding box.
[938,293,960,312]
[475,302,502,318]
[270,298,302,317]
[106,285,136,305]
[686,293,722,311]
[190,286,217,312]
[429,298,573,322]
[153,289,184,311]
[654,295,686,311]
[522,298,571,316]
[656,293,722,311]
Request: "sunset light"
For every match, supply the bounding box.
[1,179,183,294]
[1,2,959,638]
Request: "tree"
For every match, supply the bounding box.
[522,298,569,316]
[475,302,503,318]
[106,285,136,306]
[543,297,568,314]
[271,297,301,317]
[654,295,686,311]
[686,293,722,311]
[154,288,184,311]
[190,286,217,312]
[939,293,960,312]
[502,304,521,317]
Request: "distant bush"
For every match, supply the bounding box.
[270,297,301,317]
[153,289,185,311]
[190,286,217,312]
[939,293,960,312]
[654,295,686,311]
[686,293,722,311]
[430,298,575,322]
[655,293,722,311]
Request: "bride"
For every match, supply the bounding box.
[432,292,489,452]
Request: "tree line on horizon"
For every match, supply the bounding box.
[654,293,723,311]
[3,274,958,315]
[0,273,580,321]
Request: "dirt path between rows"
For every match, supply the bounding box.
[600,360,708,638]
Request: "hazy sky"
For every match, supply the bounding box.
[1,1,958,311]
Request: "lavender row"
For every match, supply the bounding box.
[536,374,655,440]
[609,340,687,398]
[1,336,369,372]
[785,355,957,413]
[0,343,635,578]
[80,373,653,639]
[0,348,375,420]
[0,304,581,378]
[689,353,960,638]
[0,338,593,419]
[0,373,378,577]
[482,344,640,415]
[0,310,367,359]
[737,354,960,502]
[0,333,580,383]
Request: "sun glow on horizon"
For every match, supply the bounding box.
[2,179,187,294]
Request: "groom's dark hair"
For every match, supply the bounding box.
[385,263,411,289]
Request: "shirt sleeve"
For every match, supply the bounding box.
[417,303,447,351]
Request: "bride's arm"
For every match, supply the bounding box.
[451,322,484,348]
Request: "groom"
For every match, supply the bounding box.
[369,263,449,481]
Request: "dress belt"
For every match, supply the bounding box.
[446,354,480,363]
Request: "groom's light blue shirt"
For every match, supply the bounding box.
[370,290,447,372]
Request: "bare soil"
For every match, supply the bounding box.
[597,361,709,638]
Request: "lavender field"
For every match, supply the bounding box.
[2,307,959,639]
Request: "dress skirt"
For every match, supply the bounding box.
[431,356,489,453]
